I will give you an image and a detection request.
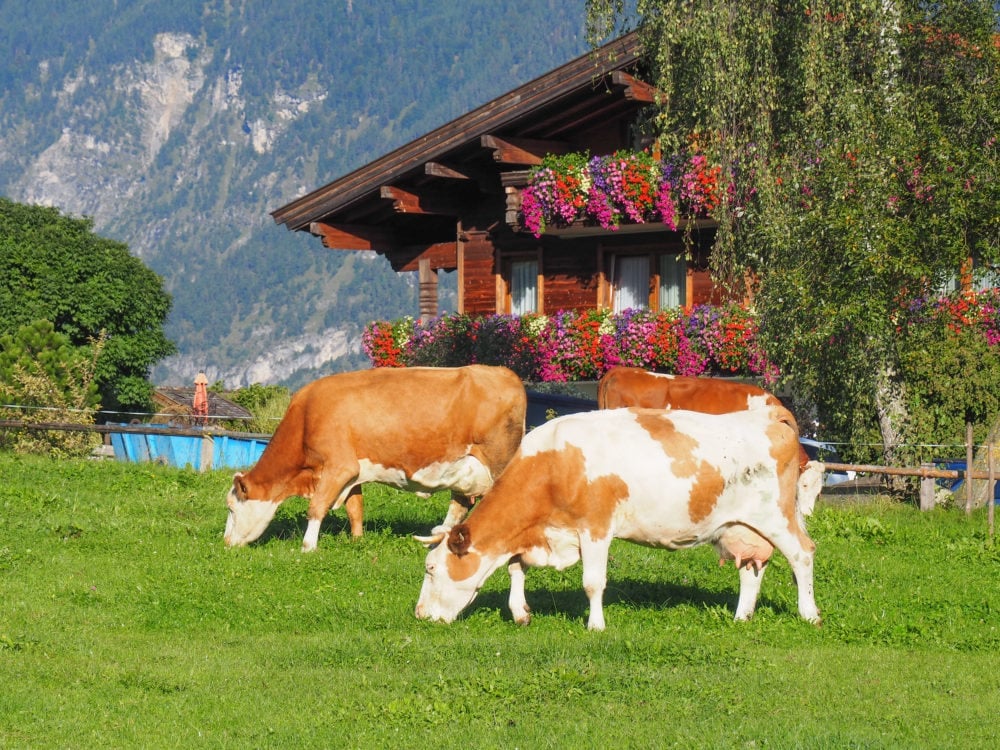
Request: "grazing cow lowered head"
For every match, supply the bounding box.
[415,405,821,630]
[224,365,526,552]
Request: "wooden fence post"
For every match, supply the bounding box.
[919,463,936,511]
[989,444,996,540]
[965,422,974,515]
[200,433,214,472]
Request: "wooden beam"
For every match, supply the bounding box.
[424,161,475,180]
[379,185,462,215]
[391,241,459,273]
[424,161,501,193]
[309,221,395,251]
[499,169,532,188]
[418,258,438,323]
[480,135,572,165]
[610,71,657,103]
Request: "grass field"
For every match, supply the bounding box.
[1,453,999,748]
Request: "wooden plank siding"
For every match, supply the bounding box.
[459,231,497,315]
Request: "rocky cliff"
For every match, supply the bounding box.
[0,1,586,388]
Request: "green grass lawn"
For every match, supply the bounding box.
[1,453,998,748]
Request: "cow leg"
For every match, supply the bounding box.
[734,561,768,621]
[302,515,324,552]
[432,492,474,534]
[761,524,821,625]
[507,557,531,625]
[303,468,360,552]
[344,487,364,538]
[580,536,610,631]
[787,551,820,625]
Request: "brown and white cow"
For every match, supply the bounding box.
[415,405,821,630]
[598,367,783,413]
[598,368,824,515]
[224,365,526,552]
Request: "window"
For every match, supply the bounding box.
[509,259,538,315]
[608,251,688,312]
[659,253,687,308]
[612,255,650,312]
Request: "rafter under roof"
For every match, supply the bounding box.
[270,32,647,236]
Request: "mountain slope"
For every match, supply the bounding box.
[0,0,590,388]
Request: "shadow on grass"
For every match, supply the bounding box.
[245,509,799,624]
[467,576,800,625]
[251,510,450,547]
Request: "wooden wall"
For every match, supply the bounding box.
[541,241,601,313]
[460,230,498,315]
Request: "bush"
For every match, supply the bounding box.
[363,290,1000,459]
[0,319,103,457]
[897,288,1000,453]
[226,383,290,434]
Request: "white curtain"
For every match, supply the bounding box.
[659,254,687,308]
[613,255,650,312]
[511,259,538,315]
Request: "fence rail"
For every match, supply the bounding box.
[824,461,994,483]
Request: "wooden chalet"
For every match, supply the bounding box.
[271,32,721,322]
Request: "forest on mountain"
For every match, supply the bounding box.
[0,0,591,388]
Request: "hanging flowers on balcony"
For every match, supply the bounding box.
[519,148,725,238]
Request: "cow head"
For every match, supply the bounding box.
[223,472,280,547]
[413,523,508,623]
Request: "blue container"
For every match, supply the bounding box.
[213,434,268,469]
[109,424,269,471]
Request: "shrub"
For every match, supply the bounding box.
[226,383,291,434]
[0,320,103,457]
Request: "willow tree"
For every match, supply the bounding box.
[588,0,999,470]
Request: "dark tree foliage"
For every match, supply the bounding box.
[0,197,175,413]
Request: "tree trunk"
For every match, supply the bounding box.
[873,356,910,493]
[969,415,1000,510]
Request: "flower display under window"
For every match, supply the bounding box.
[362,304,778,383]
[519,148,725,237]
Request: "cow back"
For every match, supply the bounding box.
[243,365,526,498]
[598,367,781,413]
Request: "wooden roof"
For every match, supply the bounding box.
[153,388,253,421]
[270,32,651,266]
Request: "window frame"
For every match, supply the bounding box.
[606,246,689,312]
[499,250,542,315]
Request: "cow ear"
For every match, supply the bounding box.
[232,472,248,500]
[447,523,472,557]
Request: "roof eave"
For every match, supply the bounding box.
[270,31,642,232]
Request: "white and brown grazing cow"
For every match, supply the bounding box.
[415,405,821,630]
[598,368,824,515]
[224,365,526,552]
